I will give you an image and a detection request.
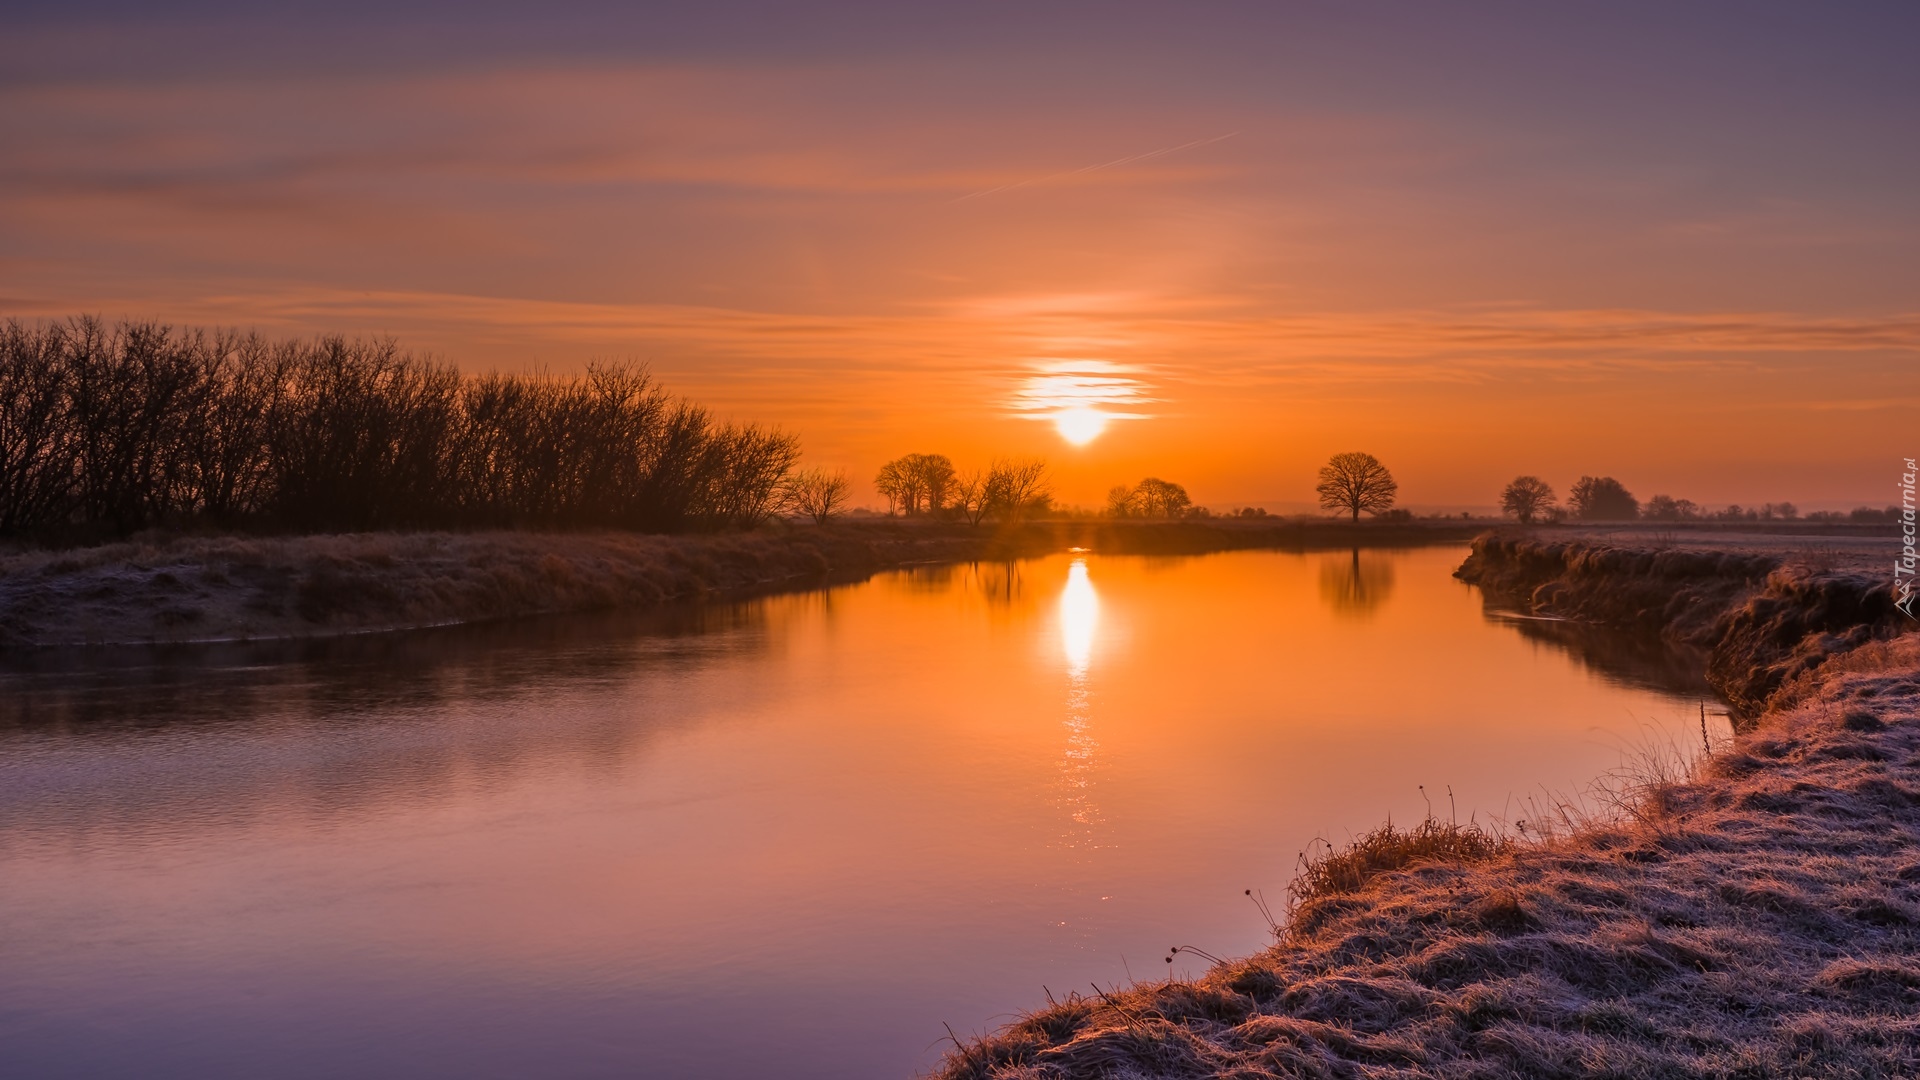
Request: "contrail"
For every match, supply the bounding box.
[952,131,1239,203]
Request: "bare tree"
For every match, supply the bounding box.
[912,453,956,514]
[1134,477,1192,518]
[903,453,955,514]
[986,457,1051,524]
[1106,478,1191,518]
[781,467,850,524]
[953,468,992,526]
[1315,452,1398,522]
[874,452,956,515]
[1568,475,1638,520]
[702,423,802,527]
[874,459,906,516]
[1499,475,1555,524]
[0,320,77,533]
[1643,494,1700,522]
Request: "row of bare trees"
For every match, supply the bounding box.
[873,453,1052,525]
[0,318,799,540]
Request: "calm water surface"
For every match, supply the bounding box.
[0,546,1730,1078]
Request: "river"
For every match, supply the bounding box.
[0,545,1731,1078]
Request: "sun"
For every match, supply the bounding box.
[1014,362,1151,447]
[1053,407,1111,446]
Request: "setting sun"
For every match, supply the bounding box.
[1015,363,1150,450]
[1052,407,1110,446]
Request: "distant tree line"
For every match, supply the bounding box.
[0,317,799,540]
[873,452,1052,525]
[1498,473,1872,524]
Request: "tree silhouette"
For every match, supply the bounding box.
[986,457,1051,524]
[874,452,955,515]
[780,467,850,524]
[1107,477,1192,518]
[1135,477,1192,518]
[1315,452,1398,522]
[873,459,906,515]
[1568,476,1638,520]
[906,453,956,514]
[953,468,992,526]
[0,317,799,539]
[1499,475,1556,523]
[1643,494,1700,521]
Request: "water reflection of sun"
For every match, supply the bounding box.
[1055,558,1106,847]
[1060,559,1099,673]
[1013,362,1151,447]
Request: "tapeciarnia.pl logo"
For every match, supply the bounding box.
[1898,457,1917,620]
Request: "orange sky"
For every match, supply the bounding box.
[3,4,1915,509]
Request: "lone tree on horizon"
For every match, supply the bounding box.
[1316,452,1398,522]
[1499,475,1556,524]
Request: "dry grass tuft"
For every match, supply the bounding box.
[1290,818,1507,911]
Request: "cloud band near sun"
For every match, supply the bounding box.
[1011,361,1156,446]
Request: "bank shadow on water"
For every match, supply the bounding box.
[1309,545,1717,706]
[1484,610,1718,701]
[0,602,819,832]
[0,595,780,726]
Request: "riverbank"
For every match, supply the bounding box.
[937,533,1920,1079]
[1458,533,1906,716]
[0,518,1482,649]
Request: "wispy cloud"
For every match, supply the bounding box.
[9,283,1913,387]
[1009,360,1157,423]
